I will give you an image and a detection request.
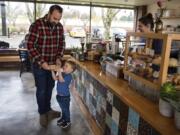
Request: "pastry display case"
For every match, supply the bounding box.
[124,32,180,91]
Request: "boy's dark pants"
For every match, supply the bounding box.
[56,95,70,122]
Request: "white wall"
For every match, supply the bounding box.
[147,0,180,29]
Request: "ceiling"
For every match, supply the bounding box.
[2,0,178,8]
[37,0,155,7]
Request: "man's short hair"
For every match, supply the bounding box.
[49,5,63,14]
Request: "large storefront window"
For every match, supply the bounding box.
[0,2,134,49]
[0,2,33,48]
[91,7,134,39]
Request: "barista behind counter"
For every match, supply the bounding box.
[138,13,162,55]
[138,13,179,57]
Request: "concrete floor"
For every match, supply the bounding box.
[0,71,93,135]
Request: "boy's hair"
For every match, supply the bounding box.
[66,60,76,72]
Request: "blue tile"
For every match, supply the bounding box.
[128,108,140,130]
[111,120,119,135]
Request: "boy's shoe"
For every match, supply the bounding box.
[60,121,71,129]
[57,118,64,126]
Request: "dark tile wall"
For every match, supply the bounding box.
[73,66,160,135]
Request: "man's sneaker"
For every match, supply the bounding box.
[60,121,71,129]
[47,109,61,121]
[57,118,64,126]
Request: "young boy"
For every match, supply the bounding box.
[51,60,76,128]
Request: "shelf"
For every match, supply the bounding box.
[161,16,180,19]
[124,70,160,90]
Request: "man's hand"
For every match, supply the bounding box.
[41,62,50,70]
[56,58,62,67]
[57,68,63,73]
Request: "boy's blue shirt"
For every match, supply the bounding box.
[57,72,72,96]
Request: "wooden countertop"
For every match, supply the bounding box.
[0,56,20,62]
[72,59,180,135]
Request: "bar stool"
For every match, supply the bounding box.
[18,49,31,77]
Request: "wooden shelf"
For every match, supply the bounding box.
[162,16,180,19]
[124,70,160,90]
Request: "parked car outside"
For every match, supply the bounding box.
[110,28,127,38]
[70,27,86,38]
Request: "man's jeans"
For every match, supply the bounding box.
[32,64,55,114]
[56,95,70,122]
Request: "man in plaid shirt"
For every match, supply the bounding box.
[26,5,65,127]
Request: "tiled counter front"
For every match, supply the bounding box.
[74,65,160,135]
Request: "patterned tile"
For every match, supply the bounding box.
[82,71,85,84]
[107,91,113,105]
[99,107,106,129]
[111,120,119,135]
[82,88,86,101]
[89,83,94,96]
[89,102,96,117]
[96,111,101,126]
[105,113,112,129]
[96,102,101,114]
[92,79,96,87]
[96,90,101,104]
[138,118,160,135]
[106,101,112,116]
[92,96,97,108]
[100,96,107,111]
[99,85,107,98]
[118,128,121,135]
[126,122,138,135]
[76,67,161,135]
[85,92,90,107]
[112,107,120,125]
[128,108,140,130]
[113,94,121,111]
[89,93,93,105]
[118,98,128,135]
[104,124,111,135]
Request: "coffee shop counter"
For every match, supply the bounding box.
[71,58,179,135]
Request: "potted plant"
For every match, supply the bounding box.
[166,98,180,130]
[159,82,178,117]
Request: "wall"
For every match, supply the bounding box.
[147,0,180,29]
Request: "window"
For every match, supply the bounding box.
[0,2,33,48]
[91,7,134,39]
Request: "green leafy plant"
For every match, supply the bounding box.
[165,90,180,112]
[160,82,178,101]
[166,99,180,112]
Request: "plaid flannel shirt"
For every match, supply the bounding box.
[27,15,65,65]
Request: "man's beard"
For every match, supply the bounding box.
[48,21,56,27]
